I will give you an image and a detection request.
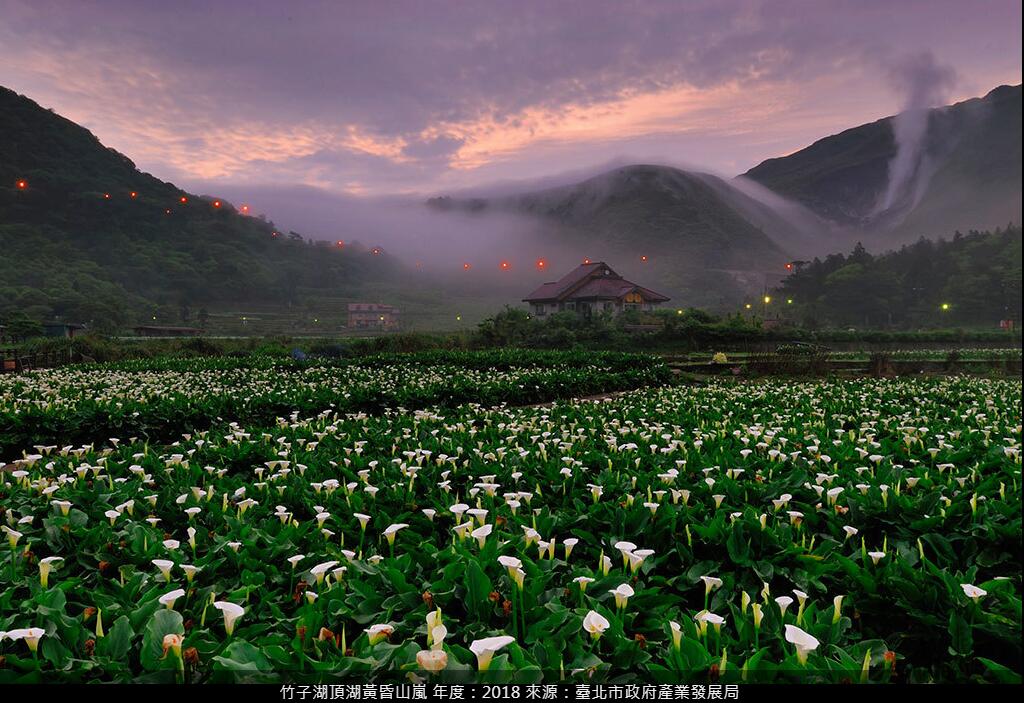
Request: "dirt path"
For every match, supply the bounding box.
[521,389,636,409]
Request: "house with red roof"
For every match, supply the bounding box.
[523,262,670,317]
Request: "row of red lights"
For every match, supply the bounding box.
[16,179,801,273]
[14,179,250,214]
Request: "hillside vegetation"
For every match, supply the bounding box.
[0,86,402,331]
[776,226,1022,329]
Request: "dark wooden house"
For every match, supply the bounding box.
[523,262,670,317]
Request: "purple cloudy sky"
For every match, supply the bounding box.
[1,0,1020,198]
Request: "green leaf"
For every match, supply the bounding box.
[977,657,1023,684]
[140,609,184,672]
[98,615,134,661]
[947,611,973,656]
[41,636,72,670]
[212,640,273,672]
[463,560,493,620]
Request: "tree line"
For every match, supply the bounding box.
[775,226,1022,329]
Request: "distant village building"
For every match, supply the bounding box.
[347,303,400,330]
[132,325,205,338]
[523,262,670,317]
[43,322,86,338]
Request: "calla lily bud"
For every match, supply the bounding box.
[669,621,682,651]
[429,625,447,650]
[832,595,844,624]
[39,556,63,588]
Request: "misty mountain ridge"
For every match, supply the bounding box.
[428,164,817,306]
[2,81,1020,328]
[430,84,1020,280]
[743,83,1022,244]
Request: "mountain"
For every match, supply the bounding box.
[0,86,404,332]
[743,84,1022,245]
[432,165,796,267]
[428,165,813,306]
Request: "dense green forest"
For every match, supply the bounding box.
[0,86,401,331]
[775,226,1022,328]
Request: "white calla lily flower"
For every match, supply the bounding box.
[469,635,516,671]
[582,610,610,640]
[785,624,820,665]
[213,601,245,636]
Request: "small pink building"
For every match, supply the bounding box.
[347,303,400,330]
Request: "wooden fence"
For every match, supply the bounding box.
[0,347,87,374]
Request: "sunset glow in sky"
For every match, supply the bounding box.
[1,0,1020,198]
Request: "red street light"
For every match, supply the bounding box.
[130,191,138,198]
[640,255,648,263]
[536,258,547,270]
[240,204,250,214]
[371,247,382,255]
[213,200,221,208]
[499,261,511,270]
[16,179,28,189]
[583,257,591,264]
[180,196,188,204]
[335,240,345,248]
[785,262,794,271]
[463,262,471,270]
[103,193,111,199]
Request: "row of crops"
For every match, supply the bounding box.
[827,348,1022,362]
[665,348,1022,364]
[0,351,672,459]
[0,364,1020,683]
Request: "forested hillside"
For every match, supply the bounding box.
[0,86,401,331]
[776,226,1022,328]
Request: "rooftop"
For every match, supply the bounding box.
[523,262,669,303]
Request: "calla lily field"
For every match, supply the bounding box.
[0,351,1020,684]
